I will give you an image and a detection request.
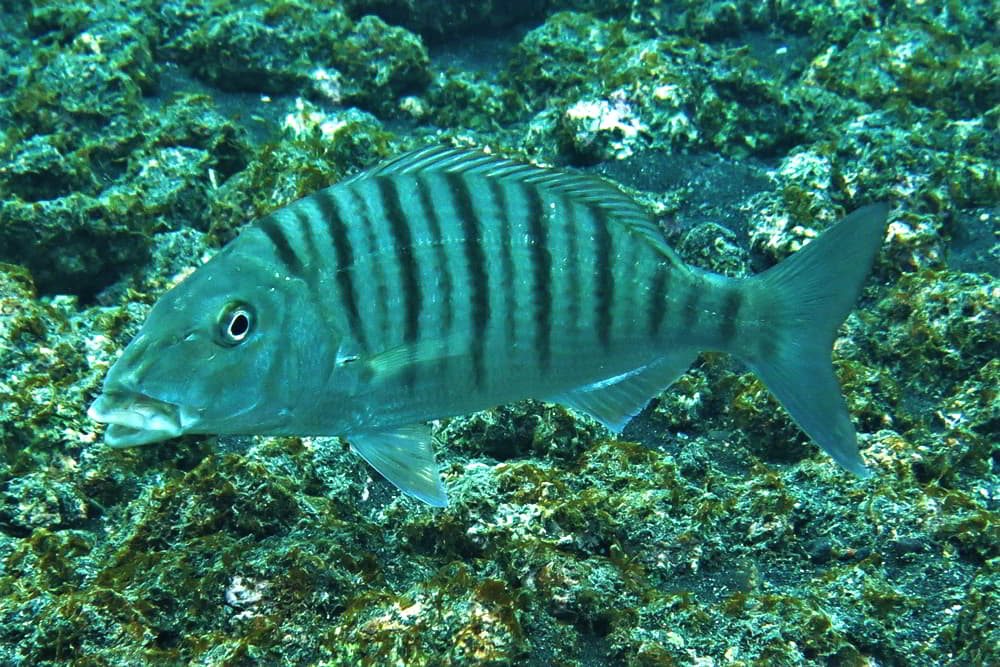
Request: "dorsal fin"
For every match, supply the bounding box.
[347,145,683,266]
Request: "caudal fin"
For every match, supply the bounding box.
[743,204,890,476]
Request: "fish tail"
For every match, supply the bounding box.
[735,203,890,476]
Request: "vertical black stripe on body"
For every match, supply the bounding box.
[683,284,700,331]
[351,186,389,348]
[292,207,323,295]
[379,177,422,390]
[719,288,742,344]
[592,205,615,349]
[489,181,516,348]
[563,197,580,333]
[647,265,668,338]
[757,328,778,362]
[257,214,305,278]
[417,177,453,333]
[291,204,340,384]
[447,173,489,388]
[314,191,367,351]
[378,178,421,345]
[620,229,647,337]
[523,184,551,371]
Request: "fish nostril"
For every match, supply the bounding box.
[103,352,149,394]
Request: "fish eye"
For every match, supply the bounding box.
[217,303,255,346]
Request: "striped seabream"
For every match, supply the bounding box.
[89,146,890,506]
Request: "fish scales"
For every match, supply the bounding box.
[370,172,666,403]
[89,145,891,507]
[285,169,675,408]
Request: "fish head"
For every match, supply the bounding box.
[89,250,324,447]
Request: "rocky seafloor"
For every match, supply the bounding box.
[0,1,997,664]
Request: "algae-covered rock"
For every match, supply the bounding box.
[809,22,998,117]
[0,264,104,473]
[0,0,998,664]
[344,0,633,42]
[871,271,997,392]
[11,20,152,136]
[507,12,626,108]
[600,38,703,154]
[0,194,150,298]
[692,47,810,159]
[148,94,251,181]
[345,0,541,42]
[427,69,525,131]
[511,14,836,161]
[164,4,352,94]
[0,86,253,293]
[164,5,430,117]
[206,105,391,244]
[328,567,530,664]
[557,90,652,163]
[330,15,432,117]
[437,399,602,463]
[676,221,749,278]
[1,474,88,534]
[110,147,216,231]
[0,134,94,202]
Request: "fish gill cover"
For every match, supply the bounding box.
[0,1,998,665]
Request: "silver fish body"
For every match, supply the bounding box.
[89,146,890,506]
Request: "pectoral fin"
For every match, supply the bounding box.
[362,337,465,378]
[350,425,448,507]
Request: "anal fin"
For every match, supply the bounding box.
[552,352,696,433]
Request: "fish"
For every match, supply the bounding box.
[89,145,890,506]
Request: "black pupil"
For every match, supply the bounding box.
[229,312,249,338]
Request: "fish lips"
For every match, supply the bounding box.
[88,391,198,447]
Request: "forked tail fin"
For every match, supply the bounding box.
[741,204,890,476]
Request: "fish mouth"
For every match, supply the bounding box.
[88,392,198,447]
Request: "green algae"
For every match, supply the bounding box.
[331,14,432,117]
[427,69,526,132]
[206,105,392,245]
[1,0,998,664]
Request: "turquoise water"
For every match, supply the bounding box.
[0,2,997,664]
